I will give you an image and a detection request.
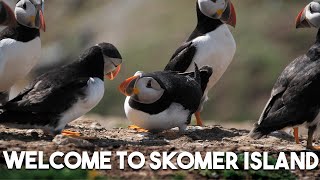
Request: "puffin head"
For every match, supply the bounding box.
[97,43,123,80]
[296,0,320,28]
[15,0,46,31]
[119,71,165,104]
[197,0,236,27]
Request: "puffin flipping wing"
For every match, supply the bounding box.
[164,0,236,126]
[250,1,320,150]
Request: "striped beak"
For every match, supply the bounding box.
[296,7,312,28]
[119,75,140,96]
[220,0,236,28]
[106,64,121,80]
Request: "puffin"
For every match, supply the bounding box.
[119,64,213,133]
[250,1,320,150]
[0,43,122,137]
[0,0,46,104]
[164,0,236,126]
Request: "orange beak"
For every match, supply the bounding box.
[228,2,236,28]
[39,10,46,32]
[119,75,139,96]
[295,7,311,28]
[221,1,236,28]
[106,64,121,80]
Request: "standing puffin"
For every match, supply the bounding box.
[164,0,236,126]
[119,64,212,133]
[0,43,122,137]
[250,1,320,150]
[0,0,46,104]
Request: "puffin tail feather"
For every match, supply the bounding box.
[199,66,213,93]
[249,123,267,139]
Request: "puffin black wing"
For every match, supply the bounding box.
[258,56,304,123]
[179,65,213,93]
[164,42,197,72]
[251,60,320,139]
[3,77,90,113]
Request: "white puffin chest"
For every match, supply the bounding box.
[0,38,41,91]
[124,97,190,132]
[55,78,105,131]
[186,24,236,94]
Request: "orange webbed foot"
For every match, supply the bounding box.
[61,130,95,140]
[128,125,149,133]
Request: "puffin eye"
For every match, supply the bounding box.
[310,6,314,13]
[146,80,152,88]
[22,2,27,10]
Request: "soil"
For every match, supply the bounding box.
[0,117,319,179]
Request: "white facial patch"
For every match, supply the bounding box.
[15,0,37,28]
[198,0,227,18]
[306,2,320,28]
[132,77,164,104]
[103,57,121,73]
[134,71,144,77]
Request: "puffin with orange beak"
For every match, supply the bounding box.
[0,43,122,138]
[250,1,320,150]
[164,0,236,126]
[120,64,212,133]
[0,0,46,104]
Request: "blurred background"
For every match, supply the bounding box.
[3,0,318,125]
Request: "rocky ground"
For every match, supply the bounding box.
[0,117,319,179]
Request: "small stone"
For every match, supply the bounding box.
[53,135,94,148]
[26,130,39,138]
[90,122,104,130]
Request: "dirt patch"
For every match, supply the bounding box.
[0,118,319,179]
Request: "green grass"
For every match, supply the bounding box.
[172,171,187,180]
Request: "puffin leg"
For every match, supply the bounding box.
[293,127,300,144]
[61,130,96,140]
[195,111,203,126]
[128,125,148,133]
[306,126,320,150]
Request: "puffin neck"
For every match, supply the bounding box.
[306,29,320,61]
[16,23,40,41]
[187,3,223,41]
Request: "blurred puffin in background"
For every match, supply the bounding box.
[0,0,46,104]
[120,64,212,133]
[250,1,320,150]
[0,43,122,138]
[164,0,236,126]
